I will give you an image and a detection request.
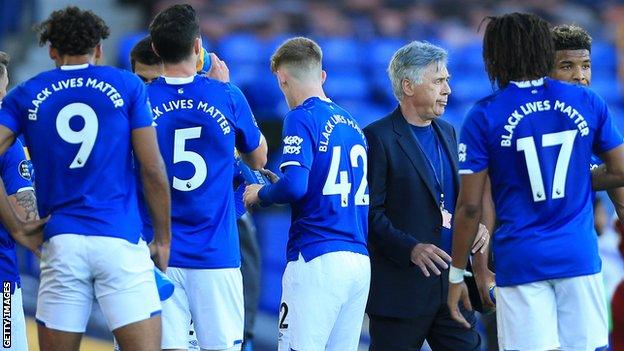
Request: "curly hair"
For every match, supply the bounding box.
[552,25,592,52]
[0,51,9,80]
[482,13,554,88]
[149,4,200,64]
[35,6,110,56]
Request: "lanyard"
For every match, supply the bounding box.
[412,130,446,208]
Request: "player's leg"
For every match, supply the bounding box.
[91,237,161,351]
[278,254,342,351]
[188,268,244,351]
[496,280,559,351]
[160,268,192,351]
[4,286,28,350]
[325,252,370,351]
[238,213,261,348]
[113,317,161,351]
[36,235,95,351]
[555,272,609,350]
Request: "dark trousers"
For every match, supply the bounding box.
[369,303,480,351]
[238,212,261,341]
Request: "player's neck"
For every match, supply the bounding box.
[288,85,327,109]
[400,103,432,127]
[163,60,196,78]
[55,55,94,67]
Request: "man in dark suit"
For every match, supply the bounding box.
[364,40,495,350]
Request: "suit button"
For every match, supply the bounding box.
[434,227,441,233]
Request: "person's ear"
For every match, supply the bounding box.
[402,78,415,97]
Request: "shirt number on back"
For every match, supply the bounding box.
[517,130,578,202]
[173,127,207,191]
[322,145,369,207]
[56,102,98,169]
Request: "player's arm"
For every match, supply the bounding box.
[0,126,46,253]
[10,190,38,221]
[229,83,267,170]
[240,134,267,170]
[592,145,624,191]
[132,126,171,271]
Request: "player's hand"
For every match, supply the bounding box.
[471,223,489,254]
[447,281,473,329]
[149,239,170,272]
[410,243,451,277]
[243,184,263,209]
[260,169,279,184]
[12,215,49,258]
[206,53,229,82]
[474,268,496,312]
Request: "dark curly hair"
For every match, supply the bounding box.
[552,25,592,52]
[482,13,554,88]
[130,36,162,72]
[149,4,200,64]
[36,6,110,56]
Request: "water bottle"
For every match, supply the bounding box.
[236,158,271,185]
[196,47,212,73]
[154,267,174,301]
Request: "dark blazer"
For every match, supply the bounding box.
[364,106,473,318]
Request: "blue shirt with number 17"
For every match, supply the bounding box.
[458,78,623,287]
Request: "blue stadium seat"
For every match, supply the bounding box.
[367,38,406,68]
[339,101,389,128]
[244,71,287,120]
[450,73,493,104]
[116,31,147,71]
[324,69,370,101]
[591,78,622,105]
[591,41,617,70]
[218,33,264,65]
[452,42,485,72]
[315,37,364,70]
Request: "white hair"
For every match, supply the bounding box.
[388,41,448,101]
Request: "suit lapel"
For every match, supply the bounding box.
[391,108,438,204]
[432,121,459,188]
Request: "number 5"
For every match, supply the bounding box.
[173,127,207,191]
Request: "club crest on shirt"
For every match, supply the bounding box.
[18,160,32,181]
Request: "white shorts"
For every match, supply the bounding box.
[161,267,244,350]
[1,286,28,350]
[497,272,608,351]
[36,234,160,332]
[278,251,370,351]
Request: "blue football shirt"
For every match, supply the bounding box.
[279,97,369,262]
[142,75,261,269]
[0,139,33,287]
[459,78,623,286]
[0,64,153,243]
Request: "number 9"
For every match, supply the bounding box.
[56,102,99,169]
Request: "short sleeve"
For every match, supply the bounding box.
[591,92,623,155]
[0,87,24,135]
[458,105,489,174]
[0,139,33,195]
[126,73,154,130]
[279,109,315,171]
[228,84,261,153]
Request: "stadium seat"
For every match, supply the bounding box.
[116,31,147,71]
[339,100,388,128]
[591,41,617,70]
[315,37,364,70]
[366,38,406,68]
[217,33,264,65]
[324,69,370,101]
